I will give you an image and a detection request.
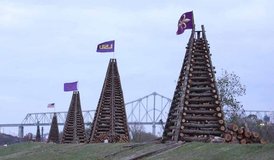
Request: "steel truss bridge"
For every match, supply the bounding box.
[0,92,273,138]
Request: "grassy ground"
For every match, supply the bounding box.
[146,142,274,160]
[0,142,125,160]
[0,142,273,160]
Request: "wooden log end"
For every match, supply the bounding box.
[252,132,260,138]
[217,113,223,118]
[240,139,247,144]
[260,139,267,144]
[237,127,244,134]
[218,120,224,125]
[216,107,221,112]
[244,131,251,138]
[228,123,239,132]
[180,133,184,137]
[220,126,226,131]
[237,134,243,140]
[224,133,232,142]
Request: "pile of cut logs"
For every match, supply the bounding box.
[224,123,266,144]
[92,133,129,143]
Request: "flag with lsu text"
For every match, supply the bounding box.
[96,40,115,52]
[176,11,194,35]
[47,103,55,108]
[64,81,78,92]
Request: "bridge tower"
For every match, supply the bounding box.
[88,59,129,143]
[18,125,24,138]
[47,113,59,143]
[61,91,86,143]
[163,25,225,142]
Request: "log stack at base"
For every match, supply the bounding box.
[223,123,266,144]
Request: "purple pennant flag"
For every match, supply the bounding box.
[176,11,194,35]
[96,40,115,52]
[64,81,78,92]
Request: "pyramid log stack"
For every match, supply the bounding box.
[47,113,60,143]
[89,59,129,143]
[162,25,225,142]
[35,124,41,142]
[61,91,86,143]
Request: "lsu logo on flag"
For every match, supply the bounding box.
[96,40,115,52]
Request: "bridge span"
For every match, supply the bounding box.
[0,92,171,138]
[0,92,273,138]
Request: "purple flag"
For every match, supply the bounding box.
[176,11,194,35]
[64,81,78,92]
[96,40,115,52]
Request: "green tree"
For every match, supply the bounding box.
[217,70,274,142]
[129,124,158,142]
[217,70,246,123]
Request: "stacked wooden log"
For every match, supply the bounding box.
[47,113,59,143]
[88,59,129,143]
[92,133,108,143]
[224,123,266,144]
[35,124,41,142]
[162,26,225,142]
[92,133,129,143]
[61,91,86,143]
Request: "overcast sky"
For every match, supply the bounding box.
[1,0,274,134]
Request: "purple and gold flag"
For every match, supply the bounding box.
[64,81,78,92]
[176,11,194,35]
[96,40,115,52]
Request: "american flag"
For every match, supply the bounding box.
[47,103,55,108]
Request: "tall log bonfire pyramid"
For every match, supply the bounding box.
[61,91,86,143]
[88,59,129,143]
[163,25,225,142]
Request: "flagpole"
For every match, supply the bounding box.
[113,40,115,59]
[191,11,195,38]
[192,11,195,31]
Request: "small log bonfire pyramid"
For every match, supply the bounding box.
[47,113,60,143]
[61,91,86,143]
[35,124,41,142]
[88,59,129,143]
[162,25,226,142]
